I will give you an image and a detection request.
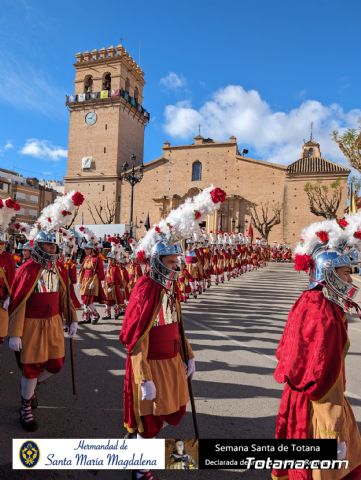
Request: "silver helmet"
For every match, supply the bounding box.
[31,230,59,269]
[23,241,33,251]
[107,251,117,260]
[149,240,183,290]
[313,248,361,311]
[84,241,96,250]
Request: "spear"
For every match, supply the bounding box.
[66,267,76,395]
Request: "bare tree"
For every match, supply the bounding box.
[86,199,116,224]
[333,125,361,171]
[249,201,282,241]
[304,178,342,219]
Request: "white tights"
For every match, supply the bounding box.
[20,370,54,399]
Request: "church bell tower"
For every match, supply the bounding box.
[64,45,150,224]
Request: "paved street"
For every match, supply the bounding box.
[2,263,361,480]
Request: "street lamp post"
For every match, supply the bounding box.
[121,154,144,238]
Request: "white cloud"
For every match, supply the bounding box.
[163,85,361,165]
[4,141,13,150]
[20,139,67,162]
[160,72,187,90]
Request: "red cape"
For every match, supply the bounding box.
[272,288,348,480]
[119,275,163,432]
[9,260,42,317]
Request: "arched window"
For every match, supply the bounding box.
[125,77,130,93]
[308,147,314,157]
[134,87,139,103]
[192,161,202,181]
[102,73,111,91]
[84,75,93,93]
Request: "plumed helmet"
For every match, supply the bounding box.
[294,216,361,311]
[29,191,84,269]
[136,186,227,289]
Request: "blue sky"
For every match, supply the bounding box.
[0,0,360,181]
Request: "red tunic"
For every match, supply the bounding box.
[118,265,130,301]
[104,264,124,306]
[119,276,163,432]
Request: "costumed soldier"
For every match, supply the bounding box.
[0,198,20,343]
[7,191,83,431]
[117,250,130,312]
[272,216,361,480]
[185,238,200,298]
[127,239,144,293]
[120,186,226,480]
[57,229,81,310]
[103,248,124,320]
[78,227,105,324]
[21,242,33,263]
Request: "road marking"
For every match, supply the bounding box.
[189,317,278,364]
[107,345,127,359]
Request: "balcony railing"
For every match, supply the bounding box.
[65,89,150,121]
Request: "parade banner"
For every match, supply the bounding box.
[13,439,165,470]
[13,438,347,471]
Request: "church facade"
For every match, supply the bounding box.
[64,46,350,245]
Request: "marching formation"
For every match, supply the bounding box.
[270,242,293,263]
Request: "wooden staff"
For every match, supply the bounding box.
[178,309,199,439]
[66,267,77,395]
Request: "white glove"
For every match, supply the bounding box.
[107,287,113,293]
[9,336,22,352]
[68,322,78,337]
[186,358,196,379]
[89,282,95,291]
[337,441,347,460]
[141,380,156,401]
[2,296,10,311]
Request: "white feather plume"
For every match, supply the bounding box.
[12,221,32,239]
[0,197,20,236]
[136,185,226,257]
[34,190,83,235]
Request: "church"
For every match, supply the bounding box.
[64,45,350,245]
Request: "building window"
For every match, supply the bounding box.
[84,75,93,93]
[102,73,111,91]
[134,87,139,103]
[125,77,130,93]
[104,147,106,154]
[192,161,202,181]
[0,182,9,192]
[16,191,26,200]
[102,185,105,192]
[308,148,314,157]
